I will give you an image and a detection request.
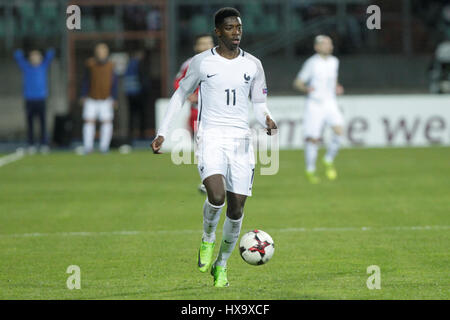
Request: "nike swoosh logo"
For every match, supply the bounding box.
[198,250,205,267]
[224,240,233,244]
[207,74,217,78]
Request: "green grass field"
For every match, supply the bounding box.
[0,147,449,299]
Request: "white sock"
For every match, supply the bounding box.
[325,134,342,163]
[83,122,95,153]
[202,199,224,243]
[215,215,243,267]
[305,141,318,172]
[100,122,113,152]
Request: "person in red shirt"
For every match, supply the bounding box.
[173,34,214,193]
[173,34,214,136]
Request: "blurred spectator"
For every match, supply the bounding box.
[438,4,450,40]
[345,15,363,50]
[429,40,450,93]
[124,6,146,31]
[80,43,118,154]
[124,50,149,143]
[14,48,55,154]
[146,7,161,31]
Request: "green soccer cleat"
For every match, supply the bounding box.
[211,264,229,287]
[198,241,215,273]
[305,170,320,184]
[323,159,337,180]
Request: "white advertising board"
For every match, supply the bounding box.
[155,95,450,151]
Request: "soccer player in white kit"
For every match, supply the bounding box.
[151,7,277,287]
[293,35,344,183]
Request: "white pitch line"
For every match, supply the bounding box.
[0,150,25,168]
[0,225,448,239]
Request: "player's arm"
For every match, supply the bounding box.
[151,87,190,153]
[13,49,28,70]
[151,57,201,153]
[42,48,55,67]
[251,59,277,136]
[293,79,313,94]
[253,102,277,135]
[293,60,313,94]
[335,59,344,95]
[336,81,344,95]
[187,91,198,104]
[174,60,198,105]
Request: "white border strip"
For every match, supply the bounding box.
[0,225,448,239]
[0,150,25,168]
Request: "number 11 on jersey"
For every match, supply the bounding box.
[225,89,236,106]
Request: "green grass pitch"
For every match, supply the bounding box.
[0,147,448,299]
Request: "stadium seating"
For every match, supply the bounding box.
[17,1,35,36]
[100,15,122,32]
[41,0,58,20]
[41,0,59,35]
[0,19,4,38]
[82,16,97,32]
[190,15,210,34]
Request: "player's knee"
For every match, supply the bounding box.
[226,206,243,220]
[208,193,225,207]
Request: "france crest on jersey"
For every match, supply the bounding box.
[179,47,268,136]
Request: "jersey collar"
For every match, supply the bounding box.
[212,47,244,60]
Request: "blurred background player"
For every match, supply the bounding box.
[14,48,55,154]
[124,49,150,145]
[293,35,344,184]
[174,33,215,193]
[80,43,118,154]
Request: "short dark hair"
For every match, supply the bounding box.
[194,33,212,43]
[214,7,241,28]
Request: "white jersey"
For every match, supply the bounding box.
[296,53,339,102]
[179,47,268,137]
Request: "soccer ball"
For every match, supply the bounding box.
[239,229,275,266]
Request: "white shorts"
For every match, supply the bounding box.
[303,98,344,139]
[195,133,256,197]
[83,97,114,122]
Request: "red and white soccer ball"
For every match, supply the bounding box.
[239,229,275,266]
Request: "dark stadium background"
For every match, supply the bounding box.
[0,0,448,150]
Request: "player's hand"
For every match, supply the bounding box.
[151,135,164,154]
[306,86,315,93]
[187,93,198,104]
[336,84,344,95]
[265,115,277,136]
[113,100,119,110]
[79,97,86,106]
